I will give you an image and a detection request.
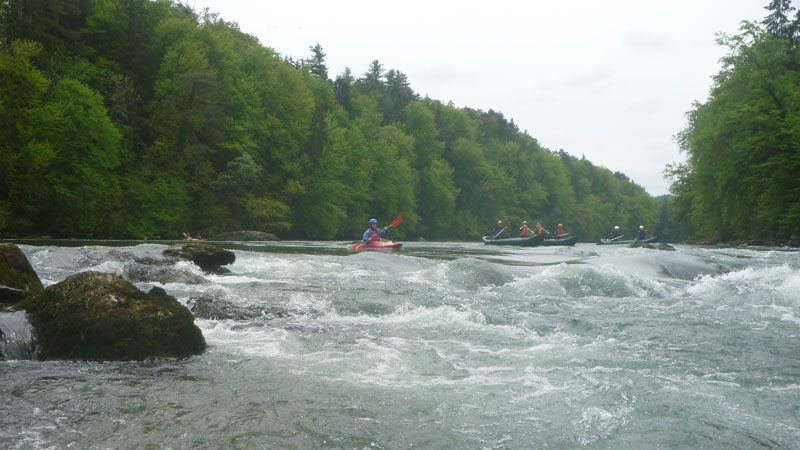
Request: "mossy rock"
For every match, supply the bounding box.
[20,271,206,361]
[163,243,235,273]
[0,243,43,304]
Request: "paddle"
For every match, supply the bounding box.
[353,216,403,250]
[608,234,624,242]
[491,226,507,240]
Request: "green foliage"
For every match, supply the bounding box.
[669,8,800,242]
[0,0,663,241]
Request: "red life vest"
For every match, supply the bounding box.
[520,227,531,237]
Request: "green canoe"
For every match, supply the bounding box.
[597,237,658,245]
[482,233,546,246]
[542,235,578,246]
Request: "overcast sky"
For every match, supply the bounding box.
[186,0,767,195]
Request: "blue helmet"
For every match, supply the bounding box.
[369,218,378,225]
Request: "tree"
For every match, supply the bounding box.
[308,42,328,81]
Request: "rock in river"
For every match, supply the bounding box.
[0,243,44,304]
[20,271,206,361]
[163,242,235,273]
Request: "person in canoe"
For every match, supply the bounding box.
[362,218,390,243]
[555,224,566,237]
[489,220,507,239]
[607,226,622,240]
[636,225,646,240]
[519,221,531,237]
[534,222,549,235]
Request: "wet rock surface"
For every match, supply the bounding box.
[0,244,44,304]
[20,271,206,361]
[163,243,235,273]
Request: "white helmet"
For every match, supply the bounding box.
[639,225,644,229]
[614,226,619,230]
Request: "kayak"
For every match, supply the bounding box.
[542,235,578,246]
[182,238,205,241]
[482,234,545,246]
[597,237,658,245]
[350,240,403,251]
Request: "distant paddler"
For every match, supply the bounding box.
[519,221,531,237]
[606,226,623,241]
[489,220,507,240]
[534,222,549,235]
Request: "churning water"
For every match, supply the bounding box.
[1,241,799,449]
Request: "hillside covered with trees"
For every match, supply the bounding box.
[666,0,800,243]
[0,0,660,240]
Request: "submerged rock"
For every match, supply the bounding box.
[0,244,44,304]
[629,241,676,251]
[208,231,278,241]
[20,271,206,361]
[163,243,235,273]
[188,296,288,321]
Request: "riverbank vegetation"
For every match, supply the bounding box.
[666,0,800,243]
[3,0,661,240]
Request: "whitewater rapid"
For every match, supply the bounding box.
[1,241,799,449]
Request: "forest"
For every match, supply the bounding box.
[1,0,663,240]
[666,0,800,243]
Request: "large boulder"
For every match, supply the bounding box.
[163,243,235,273]
[0,244,43,304]
[20,271,206,361]
[208,230,279,241]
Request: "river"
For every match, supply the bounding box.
[1,241,799,449]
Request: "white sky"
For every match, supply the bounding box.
[186,0,767,196]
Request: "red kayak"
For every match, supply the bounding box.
[350,240,403,251]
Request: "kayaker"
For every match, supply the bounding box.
[607,226,621,240]
[534,222,549,235]
[555,224,565,237]
[490,221,506,239]
[519,221,531,237]
[363,218,390,243]
[636,225,646,240]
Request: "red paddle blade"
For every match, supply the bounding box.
[389,216,403,227]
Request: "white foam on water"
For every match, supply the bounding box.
[687,264,800,307]
[505,262,668,299]
[197,320,292,358]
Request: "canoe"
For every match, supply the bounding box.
[350,240,403,251]
[542,235,578,246]
[597,237,658,245]
[482,233,545,246]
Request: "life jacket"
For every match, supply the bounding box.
[556,228,564,236]
[367,228,382,241]
[520,227,531,237]
[535,226,543,235]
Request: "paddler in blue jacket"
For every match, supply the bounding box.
[636,225,646,240]
[363,218,390,243]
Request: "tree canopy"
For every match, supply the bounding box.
[0,0,661,240]
[666,0,800,242]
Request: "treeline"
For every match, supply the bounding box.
[0,0,660,240]
[667,0,800,242]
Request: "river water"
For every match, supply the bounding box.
[1,241,799,449]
